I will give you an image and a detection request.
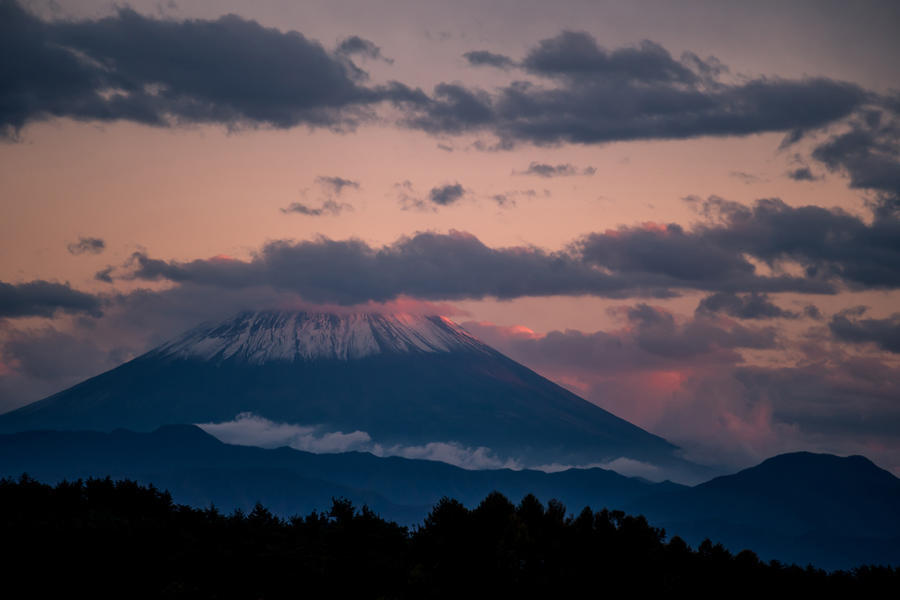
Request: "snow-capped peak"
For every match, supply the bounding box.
[153,311,490,363]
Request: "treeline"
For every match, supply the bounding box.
[0,475,896,598]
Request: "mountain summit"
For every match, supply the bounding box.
[156,311,490,363]
[0,310,701,478]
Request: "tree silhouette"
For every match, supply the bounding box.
[0,475,896,598]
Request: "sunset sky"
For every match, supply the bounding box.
[2,0,899,474]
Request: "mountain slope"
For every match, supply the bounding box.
[0,310,695,475]
[628,452,900,569]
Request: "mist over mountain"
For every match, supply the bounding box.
[0,310,707,481]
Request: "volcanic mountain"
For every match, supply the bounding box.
[0,311,695,476]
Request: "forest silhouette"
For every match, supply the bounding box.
[1,475,896,598]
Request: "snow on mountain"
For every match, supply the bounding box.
[154,311,490,363]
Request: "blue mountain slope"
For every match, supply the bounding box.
[0,311,701,478]
[628,452,900,569]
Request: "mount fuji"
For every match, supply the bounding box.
[0,310,701,478]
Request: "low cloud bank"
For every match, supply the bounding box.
[197,413,520,470]
[196,413,672,477]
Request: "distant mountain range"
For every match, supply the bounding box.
[0,310,705,480]
[1,425,897,570]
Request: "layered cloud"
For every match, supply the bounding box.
[4,2,884,155]
[99,196,900,303]
[829,309,900,353]
[407,31,869,146]
[810,106,900,216]
[696,292,804,320]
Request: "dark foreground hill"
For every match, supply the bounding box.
[1,426,899,570]
[1,476,896,600]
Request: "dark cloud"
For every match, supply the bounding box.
[489,188,540,208]
[522,33,698,84]
[829,311,900,353]
[517,162,595,177]
[280,199,350,217]
[0,1,421,138]
[407,31,867,146]
[691,196,900,289]
[696,292,800,320]
[462,50,515,69]
[786,167,822,181]
[0,280,102,318]
[625,303,777,358]
[2,4,873,149]
[315,175,360,195]
[403,83,494,135]
[803,304,823,320]
[94,267,114,284]
[463,308,785,467]
[729,171,764,184]
[735,357,900,440]
[811,107,900,217]
[465,309,900,471]
[117,194,894,305]
[336,35,392,63]
[89,194,900,304]
[123,232,636,304]
[467,306,775,375]
[67,236,106,255]
[577,219,828,295]
[429,183,465,206]
[396,182,467,211]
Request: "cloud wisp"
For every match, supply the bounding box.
[516,162,595,177]
[67,237,106,255]
[281,175,359,216]
[197,413,678,477]
[197,412,520,470]
[396,181,467,211]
